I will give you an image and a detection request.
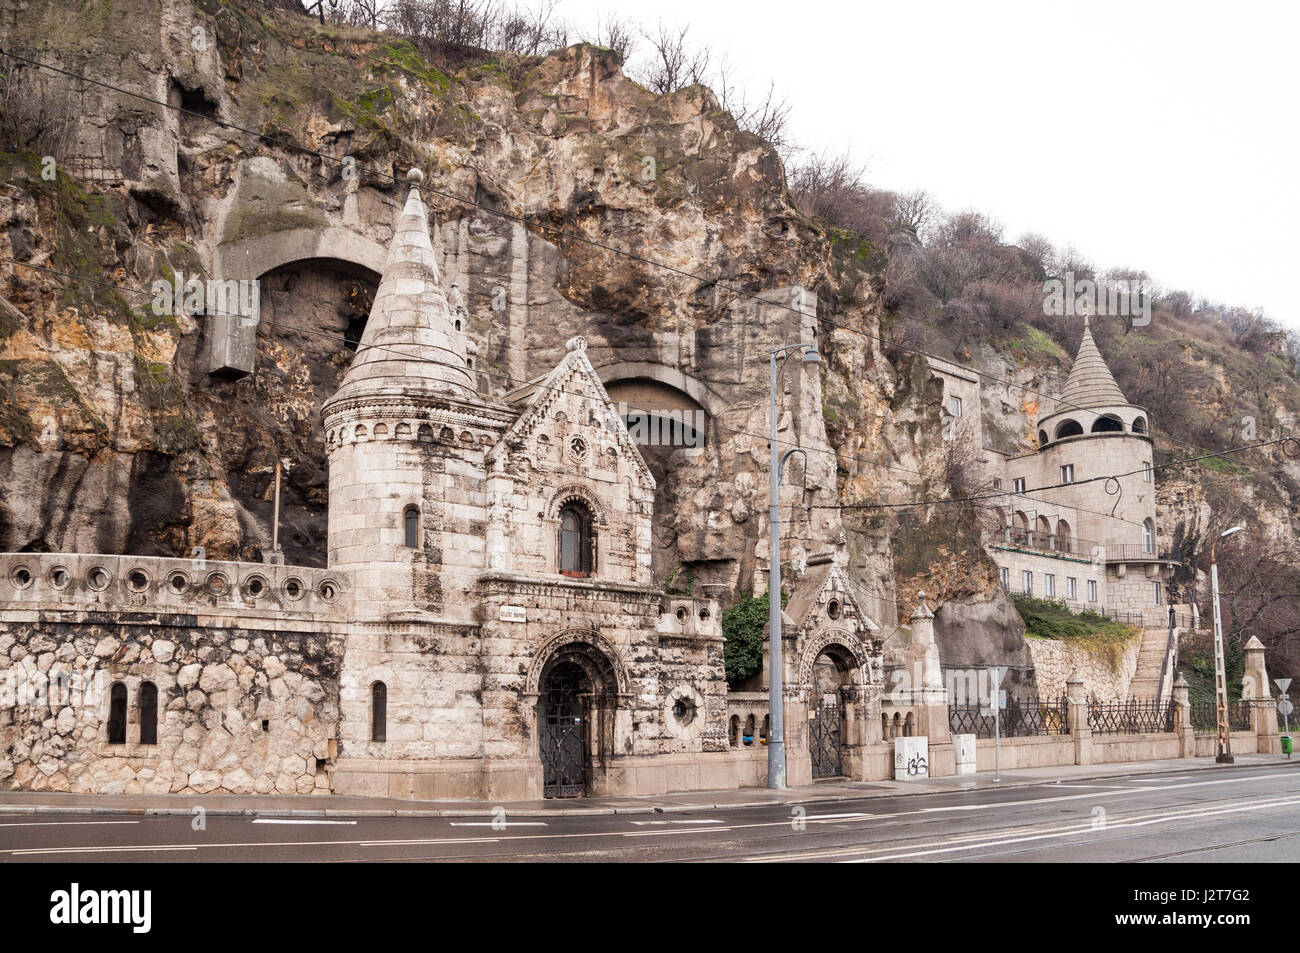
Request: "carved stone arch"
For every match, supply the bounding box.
[545,484,610,526]
[525,629,631,697]
[798,630,870,696]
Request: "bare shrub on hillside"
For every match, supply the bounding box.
[581,11,637,61]
[787,150,893,243]
[382,0,567,54]
[0,64,75,157]
[633,21,712,93]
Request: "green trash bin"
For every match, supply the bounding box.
[1283,736,1293,755]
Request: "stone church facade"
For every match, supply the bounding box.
[0,172,890,799]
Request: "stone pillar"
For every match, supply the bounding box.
[1242,636,1280,754]
[906,594,950,744]
[1172,673,1194,758]
[1066,671,1091,766]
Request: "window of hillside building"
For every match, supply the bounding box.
[1067,577,1078,600]
[139,681,158,745]
[949,396,962,417]
[1059,464,1075,484]
[1143,461,1152,482]
[1153,582,1162,606]
[1012,477,1026,494]
[1142,519,1155,554]
[371,682,387,743]
[992,478,1002,490]
[1045,574,1055,598]
[108,682,127,744]
[558,501,594,576]
[1087,580,1098,602]
[999,567,1009,589]
[404,506,420,549]
[1021,571,1032,595]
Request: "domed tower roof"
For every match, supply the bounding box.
[1058,317,1128,409]
[323,170,475,412]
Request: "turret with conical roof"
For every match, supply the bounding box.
[1036,317,1150,445]
[320,170,515,617]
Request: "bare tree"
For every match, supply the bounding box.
[582,10,637,62]
[787,150,892,240]
[633,21,711,94]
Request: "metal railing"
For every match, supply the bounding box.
[996,529,1097,558]
[1103,543,1180,563]
[948,696,1070,739]
[1088,698,1177,734]
[1189,701,1251,733]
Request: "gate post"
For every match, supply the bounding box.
[1066,671,1091,766]
[1172,674,1194,758]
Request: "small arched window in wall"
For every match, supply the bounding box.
[729,715,740,747]
[139,681,158,745]
[1132,416,1148,434]
[371,682,387,743]
[904,712,915,737]
[404,506,420,549]
[760,715,769,745]
[1055,419,1083,440]
[1142,519,1155,555]
[108,682,127,744]
[557,500,595,576]
[743,714,755,746]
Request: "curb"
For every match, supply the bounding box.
[1,758,1294,819]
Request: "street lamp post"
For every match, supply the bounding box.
[1210,526,1243,764]
[767,342,821,790]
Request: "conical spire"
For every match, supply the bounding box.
[1058,317,1128,408]
[325,169,475,408]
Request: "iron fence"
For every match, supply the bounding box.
[948,695,1069,739]
[1189,701,1251,733]
[998,529,1097,558]
[1088,697,1177,734]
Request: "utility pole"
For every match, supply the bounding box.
[767,341,821,790]
[1210,526,1243,764]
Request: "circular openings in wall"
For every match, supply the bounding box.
[9,565,33,590]
[827,599,841,620]
[205,572,230,596]
[48,566,71,590]
[672,696,697,726]
[127,569,150,593]
[698,606,711,623]
[283,577,304,600]
[167,571,190,594]
[567,436,589,464]
[86,566,112,591]
[318,579,340,602]
[675,605,689,624]
[243,574,268,599]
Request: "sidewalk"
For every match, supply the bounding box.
[0,754,1293,818]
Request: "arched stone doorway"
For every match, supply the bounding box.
[796,634,872,783]
[528,632,629,798]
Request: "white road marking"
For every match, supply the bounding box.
[448,821,548,827]
[808,812,873,820]
[252,818,358,825]
[629,821,669,826]
[0,820,140,828]
[14,845,198,855]
[670,819,723,825]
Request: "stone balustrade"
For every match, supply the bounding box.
[0,553,350,620]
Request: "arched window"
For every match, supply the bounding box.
[1038,429,1049,446]
[404,506,420,549]
[371,682,387,743]
[1132,416,1148,434]
[108,682,127,744]
[743,714,755,746]
[1091,414,1123,433]
[1142,519,1155,555]
[1055,419,1083,439]
[1056,518,1072,552]
[557,501,594,576]
[729,715,740,747]
[760,715,770,745]
[904,712,915,737]
[139,681,158,745]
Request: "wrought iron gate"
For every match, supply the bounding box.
[810,697,843,779]
[540,666,587,797]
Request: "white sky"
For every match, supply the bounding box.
[556,0,1300,329]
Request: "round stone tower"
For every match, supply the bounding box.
[1034,317,1159,565]
[321,170,501,617]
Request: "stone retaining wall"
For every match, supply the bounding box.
[1025,633,1140,703]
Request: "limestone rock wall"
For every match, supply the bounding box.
[1024,634,1141,704]
[0,619,341,794]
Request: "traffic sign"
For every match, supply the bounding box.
[1279,697,1294,717]
[1276,678,1293,693]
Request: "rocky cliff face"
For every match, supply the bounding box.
[22,0,1281,649]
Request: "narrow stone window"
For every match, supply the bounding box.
[404,506,420,549]
[557,501,594,576]
[1142,519,1155,555]
[371,682,387,743]
[108,682,127,744]
[139,681,158,745]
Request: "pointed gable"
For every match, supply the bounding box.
[784,560,879,634]
[488,336,656,492]
[1058,318,1128,409]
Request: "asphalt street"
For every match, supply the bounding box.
[1,762,1297,862]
